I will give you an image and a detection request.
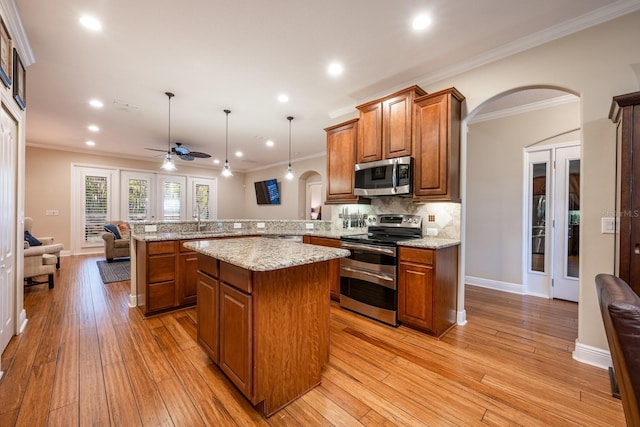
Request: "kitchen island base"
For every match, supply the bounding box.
[196,254,331,417]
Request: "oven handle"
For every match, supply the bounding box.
[341,242,396,256]
[341,266,394,283]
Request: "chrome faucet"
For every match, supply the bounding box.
[195,205,205,232]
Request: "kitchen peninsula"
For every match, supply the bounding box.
[183,237,349,417]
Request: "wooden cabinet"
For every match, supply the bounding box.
[303,235,341,300]
[356,85,426,163]
[611,91,640,291]
[136,239,201,316]
[325,119,369,205]
[197,271,219,363]
[413,87,464,202]
[398,245,458,337]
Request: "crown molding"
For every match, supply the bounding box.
[470,94,579,124]
[0,0,34,66]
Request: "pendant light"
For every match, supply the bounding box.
[161,92,177,171]
[285,116,294,180]
[221,109,233,177]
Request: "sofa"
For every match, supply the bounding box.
[101,221,130,262]
[595,273,640,426]
[24,217,64,269]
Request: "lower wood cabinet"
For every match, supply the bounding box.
[398,245,458,337]
[303,235,341,300]
[197,271,219,363]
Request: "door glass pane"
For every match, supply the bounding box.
[531,163,546,272]
[163,181,182,220]
[195,183,210,220]
[128,179,149,221]
[567,160,580,278]
[85,175,108,244]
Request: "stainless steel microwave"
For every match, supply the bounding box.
[353,156,413,197]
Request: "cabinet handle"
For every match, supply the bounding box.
[635,244,640,255]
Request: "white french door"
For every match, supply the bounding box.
[121,171,156,221]
[187,177,217,220]
[524,143,580,301]
[0,105,17,358]
[158,175,187,221]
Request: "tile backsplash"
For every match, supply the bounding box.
[330,198,460,240]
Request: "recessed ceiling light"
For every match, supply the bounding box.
[88,124,99,132]
[85,140,96,146]
[266,140,274,147]
[235,151,243,157]
[89,99,104,108]
[412,14,432,31]
[328,62,343,76]
[213,159,220,164]
[79,15,102,31]
[278,94,289,103]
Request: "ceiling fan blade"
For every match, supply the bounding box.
[189,151,211,158]
[145,147,167,152]
[178,154,195,161]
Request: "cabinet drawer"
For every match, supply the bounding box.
[148,241,176,255]
[307,236,341,248]
[148,255,176,283]
[148,281,176,311]
[220,262,252,294]
[198,254,219,278]
[399,247,434,265]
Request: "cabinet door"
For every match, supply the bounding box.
[398,261,434,332]
[383,93,413,159]
[413,88,462,202]
[357,102,383,163]
[177,251,199,306]
[197,272,219,363]
[305,236,341,300]
[325,119,364,204]
[219,282,253,398]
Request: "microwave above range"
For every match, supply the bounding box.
[353,155,413,197]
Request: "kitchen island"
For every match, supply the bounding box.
[183,237,350,417]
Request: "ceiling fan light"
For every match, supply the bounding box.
[161,154,177,171]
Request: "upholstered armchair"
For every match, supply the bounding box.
[101,221,130,262]
[23,243,56,288]
[24,217,64,269]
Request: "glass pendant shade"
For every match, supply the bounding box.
[285,116,294,180]
[161,91,177,171]
[161,153,177,171]
[222,109,232,177]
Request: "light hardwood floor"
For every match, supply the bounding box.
[0,255,625,426]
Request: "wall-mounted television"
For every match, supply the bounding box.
[254,179,281,205]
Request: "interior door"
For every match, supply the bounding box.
[552,145,580,301]
[0,105,17,356]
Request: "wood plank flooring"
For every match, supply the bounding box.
[0,255,625,426]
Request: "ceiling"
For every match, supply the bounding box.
[14,0,640,172]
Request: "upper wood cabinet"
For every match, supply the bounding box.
[413,87,464,203]
[356,85,427,163]
[325,119,369,205]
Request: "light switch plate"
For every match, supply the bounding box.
[257,222,265,229]
[305,222,314,229]
[144,224,157,232]
[45,209,59,216]
[601,217,617,234]
[233,223,242,229]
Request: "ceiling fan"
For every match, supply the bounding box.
[146,142,211,161]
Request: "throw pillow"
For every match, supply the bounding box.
[104,223,122,240]
[24,230,42,246]
[116,223,130,240]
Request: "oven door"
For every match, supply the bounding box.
[339,242,398,326]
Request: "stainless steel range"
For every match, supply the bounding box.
[340,214,422,326]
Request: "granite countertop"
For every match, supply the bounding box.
[132,229,354,242]
[183,237,350,271]
[398,238,460,249]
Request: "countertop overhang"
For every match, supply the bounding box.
[183,237,350,271]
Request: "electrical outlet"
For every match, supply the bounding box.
[144,224,157,232]
[305,222,314,229]
[233,223,242,229]
[257,222,265,229]
[426,228,438,236]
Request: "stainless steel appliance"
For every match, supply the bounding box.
[353,156,413,197]
[340,214,422,325]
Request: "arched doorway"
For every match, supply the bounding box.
[297,170,323,220]
[459,86,581,322]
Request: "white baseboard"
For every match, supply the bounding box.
[465,276,525,294]
[573,340,611,370]
[457,309,467,325]
[18,309,27,334]
[60,250,72,257]
[128,294,136,308]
